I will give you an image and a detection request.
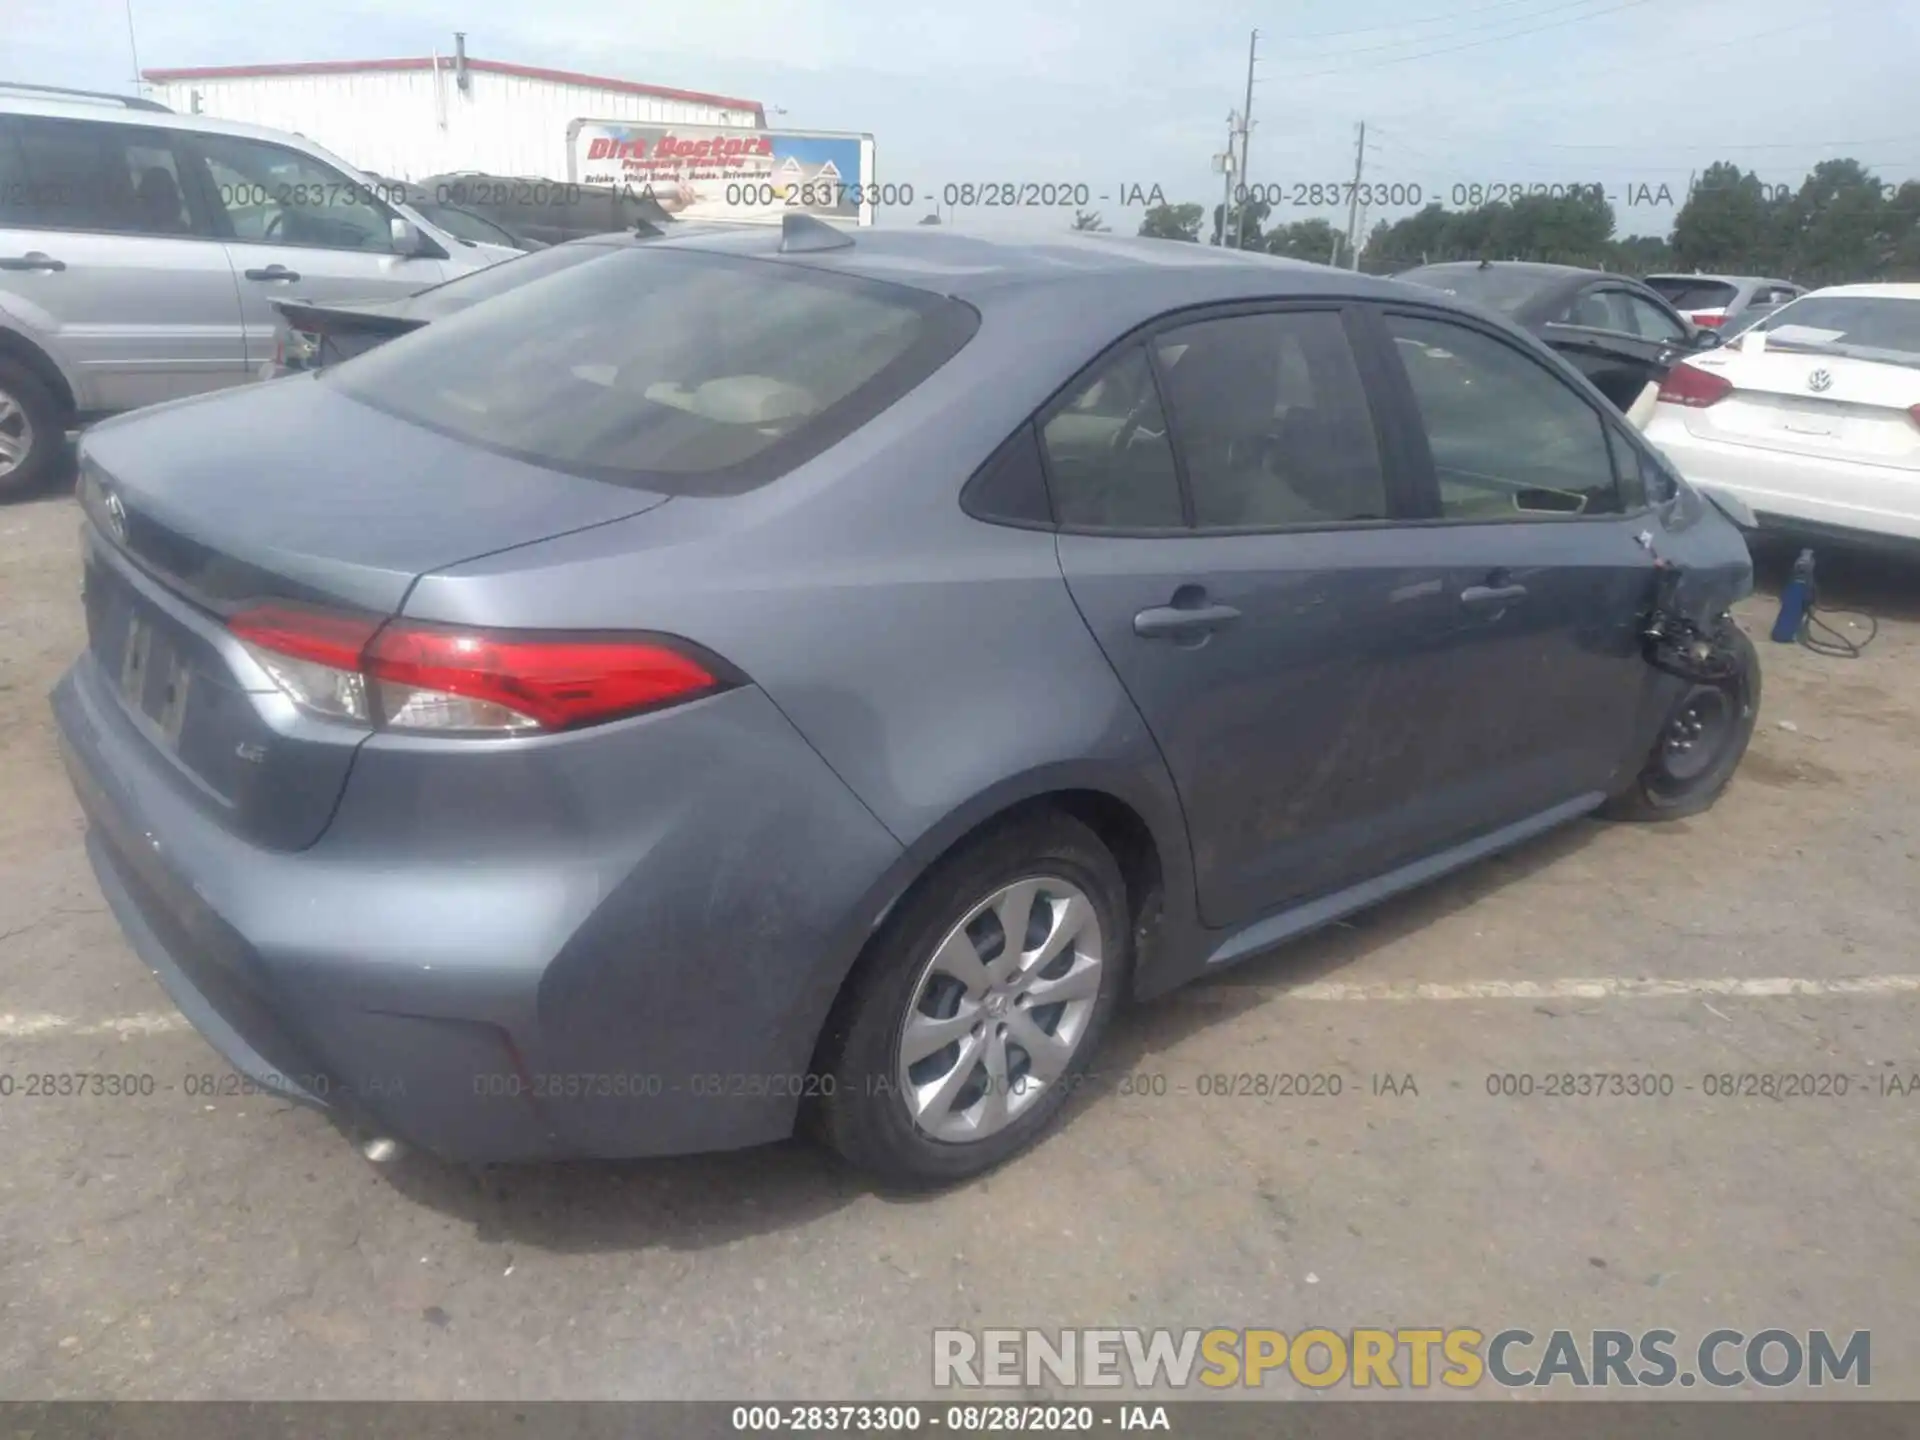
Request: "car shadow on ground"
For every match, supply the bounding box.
[374,819,1609,1250]
[1076,817,1609,1110]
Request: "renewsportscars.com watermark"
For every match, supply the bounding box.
[933,1328,1870,1391]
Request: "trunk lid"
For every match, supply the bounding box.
[1677,342,1920,471]
[77,379,670,849]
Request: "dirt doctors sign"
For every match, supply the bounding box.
[566,121,878,226]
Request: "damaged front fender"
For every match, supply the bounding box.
[1636,478,1757,684]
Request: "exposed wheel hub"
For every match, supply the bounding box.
[1657,686,1733,786]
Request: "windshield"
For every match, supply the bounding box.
[332,246,979,493]
[1645,277,1740,311]
[1746,296,1920,358]
[1395,266,1557,315]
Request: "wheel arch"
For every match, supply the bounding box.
[0,325,79,421]
[797,763,1205,1094]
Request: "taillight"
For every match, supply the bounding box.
[1657,362,1733,409]
[229,603,726,735]
[1688,312,1725,328]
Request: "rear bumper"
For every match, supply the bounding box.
[53,653,904,1162]
[1646,415,1920,543]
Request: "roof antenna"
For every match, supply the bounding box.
[780,211,853,253]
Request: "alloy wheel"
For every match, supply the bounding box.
[896,876,1104,1144]
[0,389,32,480]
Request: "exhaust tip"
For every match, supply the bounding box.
[360,1136,404,1164]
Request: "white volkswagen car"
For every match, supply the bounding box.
[1643,284,1920,548]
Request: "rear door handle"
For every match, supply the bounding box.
[0,252,65,272]
[1460,583,1528,610]
[1134,602,1242,640]
[244,265,301,282]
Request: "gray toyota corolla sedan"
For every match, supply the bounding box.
[52,216,1760,1186]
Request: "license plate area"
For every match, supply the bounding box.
[119,611,195,750]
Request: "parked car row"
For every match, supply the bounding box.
[0,83,685,499]
[52,211,1761,1184]
[1394,260,1724,413]
[1394,259,1919,552]
[0,81,525,496]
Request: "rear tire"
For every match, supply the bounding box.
[0,358,64,502]
[1603,627,1760,822]
[809,810,1129,1188]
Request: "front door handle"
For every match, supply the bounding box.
[0,252,65,272]
[1134,601,1242,640]
[1460,583,1528,610]
[243,265,301,282]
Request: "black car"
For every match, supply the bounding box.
[421,172,681,246]
[368,176,543,252]
[1395,262,1723,411]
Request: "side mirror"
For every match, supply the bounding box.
[1692,326,1726,351]
[390,216,432,257]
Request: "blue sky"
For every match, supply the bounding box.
[14,0,1919,241]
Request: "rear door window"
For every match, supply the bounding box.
[1615,291,1688,341]
[1039,346,1185,530]
[0,116,199,236]
[1152,309,1388,528]
[332,245,980,493]
[1563,287,1627,332]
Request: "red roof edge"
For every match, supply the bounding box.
[140,57,766,124]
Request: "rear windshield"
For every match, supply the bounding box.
[332,246,979,492]
[1395,266,1556,315]
[1746,296,1920,358]
[1645,278,1739,311]
[402,242,620,319]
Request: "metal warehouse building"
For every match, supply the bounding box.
[141,43,765,184]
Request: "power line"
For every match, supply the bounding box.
[1363,13,1825,119]
[1272,0,1667,81]
[1544,136,1920,151]
[1274,0,1651,62]
[1276,0,1556,42]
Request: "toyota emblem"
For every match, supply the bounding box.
[1807,368,1834,393]
[102,488,127,543]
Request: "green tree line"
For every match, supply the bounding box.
[1136,159,1920,284]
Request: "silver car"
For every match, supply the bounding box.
[1643,273,1805,334]
[52,220,1760,1187]
[0,82,520,497]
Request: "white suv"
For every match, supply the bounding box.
[0,82,520,497]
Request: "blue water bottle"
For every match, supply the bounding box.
[1771,548,1815,643]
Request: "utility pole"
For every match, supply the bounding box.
[1215,115,1238,246]
[1233,29,1260,249]
[1342,121,1367,270]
